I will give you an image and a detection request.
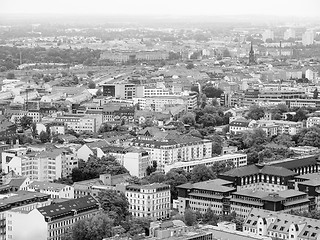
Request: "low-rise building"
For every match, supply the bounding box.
[164,153,247,173]
[125,183,171,220]
[27,181,74,199]
[243,208,320,240]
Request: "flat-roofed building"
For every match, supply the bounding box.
[125,183,171,220]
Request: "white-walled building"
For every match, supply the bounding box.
[164,153,247,173]
[302,30,314,46]
[125,183,171,220]
[306,116,320,128]
[27,181,74,199]
[6,196,100,240]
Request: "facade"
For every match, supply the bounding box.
[125,183,171,220]
[27,181,74,199]
[6,196,100,240]
[0,191,50,240]
[230,189,310,218]
[177,179,236,215]
[2,149,78,181]
[164,153,247,173]
[55,114,97,133]
[219,164,298,192]
[243,208,320,240]
[306,116,320,128]
[302,30,314,46]
[131,135,213,172]
[102,146,150,178]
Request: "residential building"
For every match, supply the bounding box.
[229,119,254,134]
[102,146,150,178]
[243,208,320,240]
[0,191,50,240]
[164,153,247,173]
[131,134,213,172]
[27,181,74,199]
[6,195,100,240]
[125,183,171,220]
[306,116,320,128]
[55,114,97,133]
[302,30,314,46]
[177,179,236,215]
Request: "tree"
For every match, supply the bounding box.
[202,86,223,98]
[20,115,33,129]
[190,165,215,183]
[146,161,157,176]
[165,169,188,200]
[97,190,130,225]
[247,105,265,120]
[184,208,197,226]
[273,134,295,147]
[181,113,196,126]
[147,172,166,183]
[39,131,50,143]
[211,160,235,176]
[98,123,113,133]
[293,108,308,122]
[202,208,219,225]
[186,63,195,69]
[6,72,15,79]
[72,213,113,240]
[31,123,37,138]
[88,81,96,89]
[125,217,152,238]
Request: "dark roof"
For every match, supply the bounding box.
[8,178,27,188]
[220,164,297,178]
[229,119,251,127]
[268,155,320,170]
[38,195,99,220]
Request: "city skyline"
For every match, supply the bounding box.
[2,0,320,18]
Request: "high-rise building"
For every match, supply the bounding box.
[302,30,314,46]
[284,28,296,40]
[262,30,274,42]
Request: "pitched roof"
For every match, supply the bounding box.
[220,164,297,178]
[38,195,99,219]
[8,178,27,188]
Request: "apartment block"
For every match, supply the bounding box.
[6,196,100,240]
[125,183,171,220]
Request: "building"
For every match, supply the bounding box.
[230,189,310,218]
[306,116,320,128]
[248,42,256,65]
[73,173,130,199]
[131,134,213,172]
[0,191,50,240]
[2,148,78,181]
[102,146,150,178]
[27,181,74,199]
[262,30,274,42]
[6,195,100,240]
[164,153,247,173]
[55,114,97,133]
[125,183,171,220]
[302,30,314,46]
[219,164,298,192]
[229,119,254,134]
[177,179,236,215]
[243,208,320,240]
[284,28,296,40]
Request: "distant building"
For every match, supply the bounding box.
[262,30,274,42]
[284,28,296,40]
[302,30,314,46]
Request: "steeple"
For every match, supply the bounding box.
[248,41,256,65]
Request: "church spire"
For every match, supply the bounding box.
[248,41,256,65]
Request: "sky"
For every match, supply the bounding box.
[1,0,320,17]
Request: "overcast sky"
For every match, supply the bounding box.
[2,0,320,17]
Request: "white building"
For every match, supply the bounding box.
[262,30,274,42]
[6,196,100,240]
[302,30,314,46]
[284,28,296,40]
[55,114,97,133]
[27,181,74,199]
[131,135,213,172]
[125,183,171,220]
[164,153,247,173]
[306,116,320,128]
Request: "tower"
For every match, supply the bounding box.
[248,42,256,65]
